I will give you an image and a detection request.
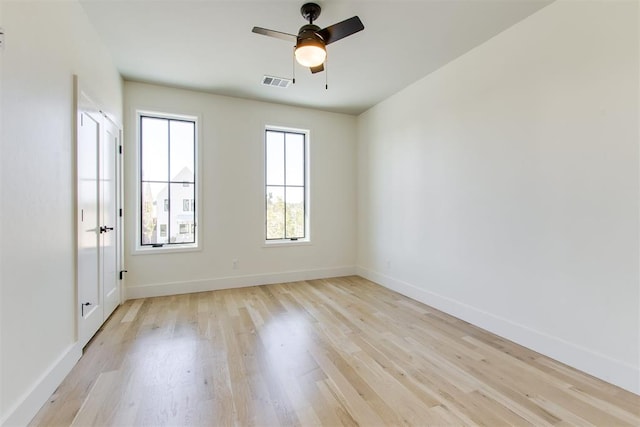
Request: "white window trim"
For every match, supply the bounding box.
[263,124,311,247]
[133,109,202,255]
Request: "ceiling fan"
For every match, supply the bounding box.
[252,2,364,74]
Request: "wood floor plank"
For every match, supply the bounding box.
[29,276,640,426]
[69,371,119,427]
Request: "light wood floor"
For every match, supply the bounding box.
[30,276,639,426]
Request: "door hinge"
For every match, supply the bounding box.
[119,270,128,280]
[119,208,123,217]
[119,145,123,154]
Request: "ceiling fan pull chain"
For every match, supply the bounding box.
[292,46,296,84]
[325,54,328,90]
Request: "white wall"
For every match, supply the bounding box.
[357,0,639,394]
[0,1,123,425]
[124,82,357,298]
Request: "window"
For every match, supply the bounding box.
[139,113,197,249]
[265,128,308,242]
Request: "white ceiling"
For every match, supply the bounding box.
[80,0,552,115]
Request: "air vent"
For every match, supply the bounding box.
[262,75,292,88]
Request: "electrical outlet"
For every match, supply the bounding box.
[232,258,239,269]
[0,29,4,50]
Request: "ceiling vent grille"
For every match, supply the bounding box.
[262,75,292,88]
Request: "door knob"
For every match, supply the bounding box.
[99,226,114,233]
[81,302,91,316]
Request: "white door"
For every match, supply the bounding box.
[77,95,104,347]
[76,81,123,348]
[101,119,120,317]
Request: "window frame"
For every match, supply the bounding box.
[134,110,201,254]
[263,125,311,246]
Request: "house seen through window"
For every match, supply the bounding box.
[139,114,197,248]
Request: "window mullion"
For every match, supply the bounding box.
[303,133,306,239]
[265,129,268,238]
[283,132,288,239]
[192,123,196,232]
[166,120,172,243]
[139,116,144,246]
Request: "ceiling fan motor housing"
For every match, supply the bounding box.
[297,24,324,45]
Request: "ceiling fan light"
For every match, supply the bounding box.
[295,41,326,68]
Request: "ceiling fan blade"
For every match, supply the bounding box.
[252,27,297,42]
[310,63,324,74]
[317,16,364,45]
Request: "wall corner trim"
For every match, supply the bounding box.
[1,343,82,427]
[356,266,640,396]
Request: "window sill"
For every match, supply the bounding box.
[263,240,312,248]
[133,244,200,255]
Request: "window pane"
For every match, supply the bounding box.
[265,128,308,241]
[139,114,197,248]
[169,120,195,182]
[141,117,168,181]
[266,131,284,185]
[170,183,195,243]
[285,187,305,238]
[266,186,285,240]
[141,182,168,244]
[285,133,304,186]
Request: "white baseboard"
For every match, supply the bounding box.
[1,343,82,427]
[125,266,357,300]
[357,266,640,396]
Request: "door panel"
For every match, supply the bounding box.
[102,120,119,317]
[78,104,103,347]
